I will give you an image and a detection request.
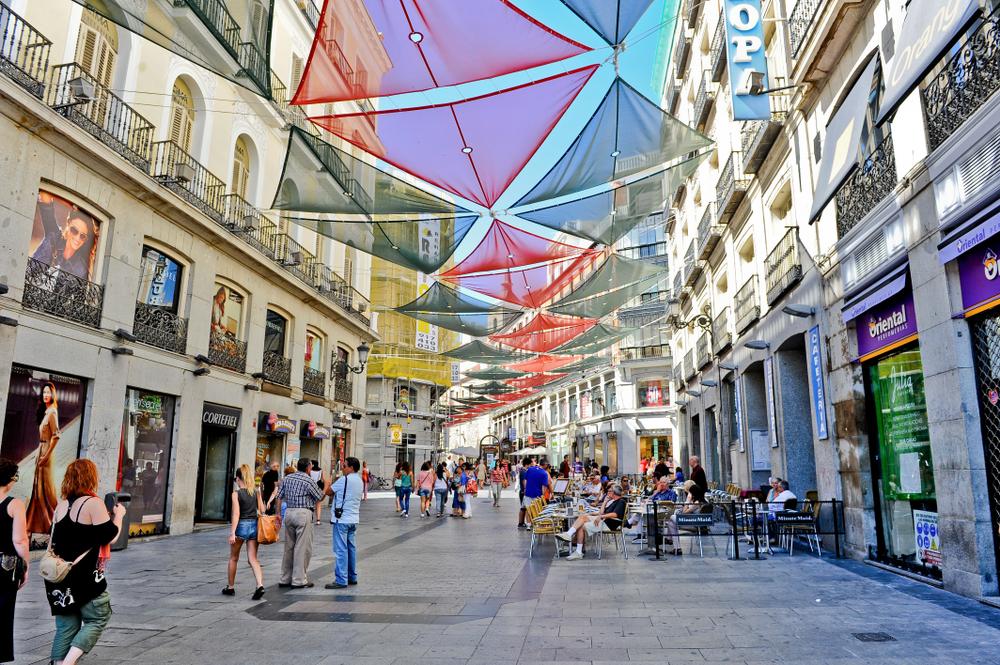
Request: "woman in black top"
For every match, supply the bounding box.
[46,459,124,665]
[0,459,28,663]
[223,464,265,600]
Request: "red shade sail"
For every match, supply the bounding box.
[293,0,591,104]
[506,373,566,389]
[508,354,580,373]
[442,250,600,308]
[489,312,597,353]
[440,218,591,277]
[311,66,597,208]
[493,388,537,402]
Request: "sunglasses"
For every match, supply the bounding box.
[67,226,89,240]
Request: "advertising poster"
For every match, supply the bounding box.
[389,424,403,445]
[138,247,182,309]
[1,365,86,543]
[414,271,439,352]
[210,283,244,337]
[305,331,323,370]
[764,357,778,447]
[120,389,175,536]
[29,190,102,281]
[638,380,665,407]
[913,509,942,568]
[750,429,770,471]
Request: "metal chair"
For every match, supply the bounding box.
[596,520,628,559]
[527,501,564,558]
[682,503,718,557]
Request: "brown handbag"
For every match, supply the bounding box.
[257,513,279,545]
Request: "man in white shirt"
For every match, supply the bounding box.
[325,456,364,589]
[446,454,456,476]
[770,480,797,513]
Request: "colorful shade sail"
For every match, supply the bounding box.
[550,322,635,355]
[394,282,522,336]
[493,388,537,402]
[515,78,712,207]
[454,396,497,406]
[293,0,591,104]
[489,312,597,353]
[443,340,526,364]
[549,273,664,318]
[560,0,656,45]
[554,254,664,304]
[440,219,590,277]
[469,381,518,394]
[507,354,581,373]
[311,66,597,208]
[506,373,566,389]
[465,367,528,380]
[552,355,607,373]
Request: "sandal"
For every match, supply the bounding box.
[252,586,265,600]
[221,586,235,596]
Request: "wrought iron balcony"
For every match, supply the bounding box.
[693,75,716,131]
[666,81,681,114]
[303,367,326,397]
[175,0,241,59]
[712,306,732,354]
[665,212,677,235]
[275,233,320,287]
[697,202,721,260]
[208,331,247,373]
[716,152,749,222]
[151,140,227,223]
[710,18,727,83]
[133,301,188,354]
[47,63,155,171]
[618,241,668,260]
[741,93,789,175]
[683,240,702,288]
[318,265,371,326]
[620,344,670,361]
[673,270,684,299]
[298,0,320,28]
[23,257,104,328]
[333,376,353,404]
[789,0,822,58]
[0,3,50,98]
[675,32,692,77]
[685,0,701,25]
[683,349,696,380]
[303,131,375,212]
[835,134,897,239]
[922,6,1000,152]
[237,41,270,97]
[696,333,711,369]
[734,277,760,333]
[764,229,802,306]
[262,350,292,386]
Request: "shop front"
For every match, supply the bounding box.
[850,277,939,578]
[638,429,672,465]
[299,420,330,468]
[119,388,176,536]
[256,411,295,475]
[197,402,241,522]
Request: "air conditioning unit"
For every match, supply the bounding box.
[284,251,303,267]
[356,302,367,312]
[173,163,196,185]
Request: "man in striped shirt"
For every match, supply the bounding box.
[277,458,324,588]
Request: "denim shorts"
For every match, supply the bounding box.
[418,488,431,497]
[235,518,257,541]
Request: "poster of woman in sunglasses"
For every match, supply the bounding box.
[29,190,101,281]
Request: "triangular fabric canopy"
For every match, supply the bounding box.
[272,127,468,216]
[560,0,656,46]
[515,78,712,206]
[288,215,477,275]
[293,0,591,104]
[493,389,537,403]
[442,340,525,364]
[550,322,635,355]
[549,272,665,318]
[311,66,598,208]
[440,219,590,277]
[464,367,527,380]
[552,254,664,304]
[394,282,522,336]
[514,153,706,244]
[454,396,497,406]
[507,373,566,389]
[469,381,518,395]
[555,355,608,373]
[442,251,601,308]
[507,354,580,373]
[489,312,597,353]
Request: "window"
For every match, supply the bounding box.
[290,54,304,93]
[76,7,117,90]
[401,433,416,447]
[638,380,667,408]
[550,401,557,426]
[264,309,287,355]
[343,247,355,289]
[591,388,604,416]
[231,136,251,199]
[333,347,349,379]
[605,383,617,413]
[138,247,183,312]
[569,395,578,420]
[169,78,195,152]
[29,190,102,282]
[211,283,245,338]
[304,330,323,371]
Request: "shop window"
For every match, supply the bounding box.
[305,330,323,371]
[29,190,103,282]
[264,309,288,356]
[211,282,245,339]
[231,135,252,199]
[120,389,175,536]
[169,78,195,152]
[138,246,183,313]
[549,401,557,425]
[638,380,667,407]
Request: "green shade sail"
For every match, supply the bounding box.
[555,356,609,374]
[551,323,636,355]
[453,396,497,406]
[469,381,518,394]
[442,340,526,364]
[548,272,665,318]
[464,367,528,380]
[394,282,522,336]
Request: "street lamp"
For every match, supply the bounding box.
[781,304,815,318]
[744,340,770,350]
[344,342,370,374]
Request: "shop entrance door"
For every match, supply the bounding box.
[969,314,1000,583]
[196,427,236,521]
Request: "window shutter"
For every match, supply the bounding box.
[291,54,304,93]
[77,26,97,72]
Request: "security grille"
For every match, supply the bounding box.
[969,312,1000,584]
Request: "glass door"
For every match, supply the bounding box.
[196,428,235,521]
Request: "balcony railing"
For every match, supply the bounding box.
[741,92,789,175]
[673,362,684,390]
[697,202,721,260]
[176,0,241,59]
[333,376,353,404]
[303,367,326,397]
[710,19,727,83]
[683,240,702,287]
[0,3,51,98]
[208,331,247,373]
[734,277,760,333]
[764,229,802,306]
[789,0,822,58]
[298,0,320,28]
[262,350,292,386]
[304,131,375,212]
[675,32,692,76]
[620,344,670,361]
[618,241,668,260]
[835,134,897,238]
[318,265,371,326]
[237,41,270,97]
[683,349,696,380]
[326,38,354,84]
[151,140,227,223]
[712,306,732,354]
[666,81,681,114]
[685,0,701,24]
[133,301,188,354]
[716,152,749,221]
[23,257,104,328]
[47,63,155,171]
[673,270,684,299]
[275,233,320,287]
[922,6,1000,151]
[696,333,711,369]
[693,75,716,130]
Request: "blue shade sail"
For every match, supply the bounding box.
[560,0,656,45]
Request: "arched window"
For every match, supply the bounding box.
[76,5,117,89]
[304,329,324,372]
[231,136,251,199]
[264,309,288,356]
[169,78,195,152]
[138,246,184,313]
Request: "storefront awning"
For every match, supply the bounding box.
[842,263,909,322]
[876,0,981,124]
[938,197,1000,264]
[808,56,880,223]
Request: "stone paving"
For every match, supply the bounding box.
[11,489,1000,664]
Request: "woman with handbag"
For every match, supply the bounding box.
[0,458,28,663]
[222,464,265,600]
[42,458,124,665]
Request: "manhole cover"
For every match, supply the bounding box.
[853,632,896,642]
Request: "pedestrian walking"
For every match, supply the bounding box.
[450,465,467,517]
[463,463,476,519]
[361,461,370,501]
[276,458,323,588]
[325,457,363,589]
[476,459,487,487]
[490,460,508,507]
[0,459,28,664]
[393,462,403,513]
[222,464,265,600]
[43,459,125,665]
[260,461,280,515]
[433,462,449,517]
[416,461,435,518]
[310,460,326,524]
[398,461,413,518]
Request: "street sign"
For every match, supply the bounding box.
[389,424,403,445]
[724,0,771,120]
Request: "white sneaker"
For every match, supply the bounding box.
[566,551,584,561]
[462,514,471,519]
[555,531,572,542]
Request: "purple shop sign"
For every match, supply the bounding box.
[856,289,918,359]
[957,244,1000,311]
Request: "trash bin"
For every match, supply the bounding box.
[104,492,131,551]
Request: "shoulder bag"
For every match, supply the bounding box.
[39,500,93,583]
[257,511,279,545]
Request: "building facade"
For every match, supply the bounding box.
[666,0,1000,599]
[0,0,379,540]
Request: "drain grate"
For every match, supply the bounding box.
[853,632,896,642]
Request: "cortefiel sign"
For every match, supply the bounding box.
[724,0,771,120]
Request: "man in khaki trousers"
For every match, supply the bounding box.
[276,458,324,588]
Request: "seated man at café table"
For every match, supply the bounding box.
[557,484,628,560]
[625,477,677,537]
[581,473,602,498]
[769,479,797,513]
